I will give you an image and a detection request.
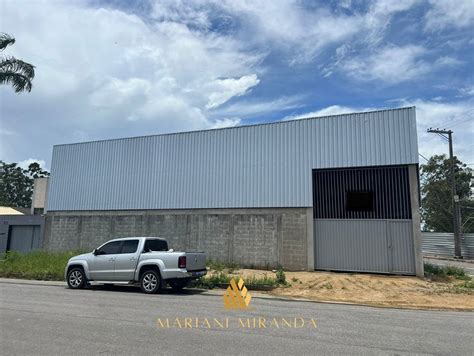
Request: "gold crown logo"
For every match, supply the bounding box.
[223,278,252,310]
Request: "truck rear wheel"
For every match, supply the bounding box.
[140,270,162,294]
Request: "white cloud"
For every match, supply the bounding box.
[214,95,304,117]
[206,74,260,109]
[150,0,365,64]
[209,117,241,129]
[392,99,474,163]
[425,0,474,32]
[1,0,265,165]
[340,45,462,84]
[283,105,377,120]
[342,45,430,83]
[434,56,463,67]
[458,85,474,97]
[364,0,418,45]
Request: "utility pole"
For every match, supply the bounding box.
[427,128,462,258]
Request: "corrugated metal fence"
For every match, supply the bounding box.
[422,232,474,259]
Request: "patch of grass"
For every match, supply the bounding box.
[0,250,84,281]
[291,277,299,283]
[192,272,280,290]
[424,263,470,281]
[244,275,278,289]
[206,259,239,273]
[192,272,232,289]
[457,280,474,292]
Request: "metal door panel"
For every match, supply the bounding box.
[114,253,139,280]
[88,255,116,280]
[314,219,415,274]
[8,226,40,253]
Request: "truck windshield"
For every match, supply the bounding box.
[144,239,168,252]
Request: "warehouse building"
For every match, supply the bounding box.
[44,107,423,276]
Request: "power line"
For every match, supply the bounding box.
[442,108,474,128]
[436,132,449,141]
[419,153,429,162]
[450,116,473,128]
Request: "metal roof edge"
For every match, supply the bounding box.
[52,106,416,148]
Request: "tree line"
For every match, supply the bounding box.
[0,161,50,208]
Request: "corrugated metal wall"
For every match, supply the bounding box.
[313,166,411,219]
[47,107,418,211]
[422,232,474,259]
[314,220,415,274]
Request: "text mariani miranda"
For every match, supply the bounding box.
[156,317,317,329]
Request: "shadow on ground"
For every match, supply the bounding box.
[78,283,209,296]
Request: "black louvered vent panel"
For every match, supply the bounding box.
[313,166,411,219]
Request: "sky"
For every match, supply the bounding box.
[0,0,473,170]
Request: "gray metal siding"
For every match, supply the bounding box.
[422,232,474,259]
[47,107,418,211]
[314,219,415,274]
[8,225,41,253]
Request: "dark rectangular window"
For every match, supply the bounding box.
[144,239,168,252]
[346,191,374,211]
[120,240,139,254]
[98,241,122,255]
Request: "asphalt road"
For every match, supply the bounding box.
[1,281,473,355]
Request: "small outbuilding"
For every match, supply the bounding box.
[44,107,423,276]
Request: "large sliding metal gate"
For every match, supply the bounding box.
[313,166,415,274]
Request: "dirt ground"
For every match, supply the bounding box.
[232,269,474,311]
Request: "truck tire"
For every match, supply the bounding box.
[169,279,189,291]
[140,270,162,294]
[67,267,86,289]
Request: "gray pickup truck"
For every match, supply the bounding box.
[65,237,206,294]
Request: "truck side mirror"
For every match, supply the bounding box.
[93,248,98,256]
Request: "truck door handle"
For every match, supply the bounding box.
[130,257,136,261]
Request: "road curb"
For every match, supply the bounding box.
[2,277,472,312]
[0,278,65,287]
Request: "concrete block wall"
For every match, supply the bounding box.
[44,208,309,270]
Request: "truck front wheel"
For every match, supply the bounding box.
[140,270,162,294]
[67,267,86,289]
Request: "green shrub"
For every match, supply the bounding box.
[424,263,470,280]
[275,265,287,285]
[0,250,84,281]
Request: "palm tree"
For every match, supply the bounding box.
[0,33,35,93]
